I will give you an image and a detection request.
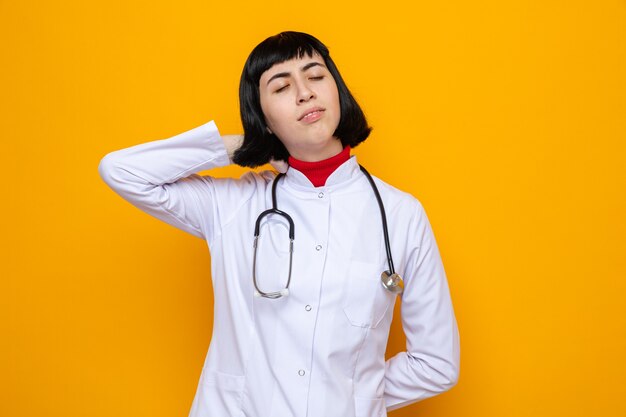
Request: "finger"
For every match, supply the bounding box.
[269,159,289,173]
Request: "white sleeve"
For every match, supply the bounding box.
[384,203,461,410]
[97,120,232,242]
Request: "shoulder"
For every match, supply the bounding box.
[370,175,424,216]
[199,169,280,230]
[369,177,439,252]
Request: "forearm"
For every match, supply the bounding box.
[384,329,460,411]
[384,203,461,411]
[97,120,234,239]
[98,121,232,189]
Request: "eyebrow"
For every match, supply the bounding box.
[266,62,326,86]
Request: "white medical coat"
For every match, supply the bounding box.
[98,120,460,417]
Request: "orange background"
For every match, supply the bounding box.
[2,1,625,416]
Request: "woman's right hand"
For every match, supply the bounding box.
[223,134,288,173]
[269,158,288,173]
[222,135,244,162]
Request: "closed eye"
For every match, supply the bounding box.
[274,75,324,93]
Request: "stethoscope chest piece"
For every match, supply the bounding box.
[381,270,404,295]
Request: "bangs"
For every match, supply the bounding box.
[243,32,329,86]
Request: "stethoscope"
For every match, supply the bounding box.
[252,165,404,299]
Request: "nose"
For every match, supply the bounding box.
[296,81,315,103]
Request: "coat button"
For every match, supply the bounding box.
[315,245,322,251]
[298,369,306,376]
[305,305,312,311]
[318,192,324,198]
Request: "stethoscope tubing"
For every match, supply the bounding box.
[252,165,401,298]
[253,173,294,298]
[358,164,396,276]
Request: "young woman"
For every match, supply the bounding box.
[99,31,460,417]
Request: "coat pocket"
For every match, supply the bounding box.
[189,370,245,417]
[342,260,394,329]
[354,396,386,417]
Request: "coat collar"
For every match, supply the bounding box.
[283,155,363,191]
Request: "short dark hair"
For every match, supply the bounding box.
[232,31,372,167]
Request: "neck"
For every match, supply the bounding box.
[288,145,351,187]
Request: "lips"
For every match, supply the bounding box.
[298,107,325,121]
